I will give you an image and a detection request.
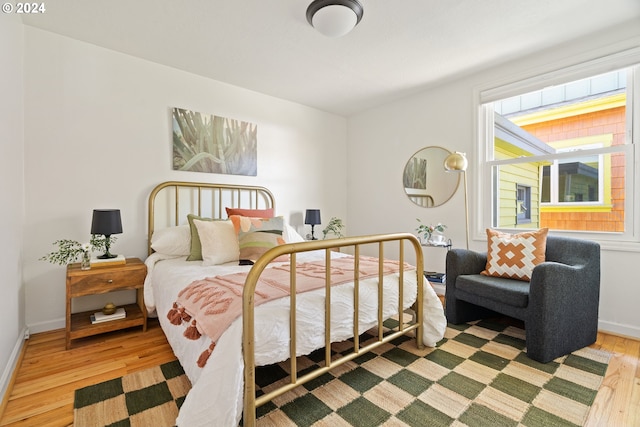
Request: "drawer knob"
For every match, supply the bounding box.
[107,279,113,283]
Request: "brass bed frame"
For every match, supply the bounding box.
[147,181,425,426]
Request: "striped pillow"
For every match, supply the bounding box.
[481,228,548,281]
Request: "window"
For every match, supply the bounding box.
[541,144,604,204]
[516,184,531,224]
[477,51,639,241]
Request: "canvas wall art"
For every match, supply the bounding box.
[172,107,257,176]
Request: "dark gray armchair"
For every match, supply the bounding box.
[445,235,600,363]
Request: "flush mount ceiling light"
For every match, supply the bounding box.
[306,0,364,38]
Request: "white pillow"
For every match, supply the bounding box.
[150,225,191,256]
[283,223,306,243]
[194,219,240,265]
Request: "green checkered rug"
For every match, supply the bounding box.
[73,360,190,427]
[74,320,610,427]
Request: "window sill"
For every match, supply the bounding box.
[541,204,613,213]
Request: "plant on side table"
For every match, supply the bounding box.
[415,219,447,245]
[322,217,345,239]
[41,235,117,270]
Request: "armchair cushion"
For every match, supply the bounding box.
[456,275,529,308]
[481,228,548,281]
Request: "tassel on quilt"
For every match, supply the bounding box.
[184,319,201,340]
[197,341,216,368]
[167,302,183,325]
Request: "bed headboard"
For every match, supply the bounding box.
[147,181,275,255]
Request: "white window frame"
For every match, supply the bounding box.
[542,143,604,206]
[475,48,640,247]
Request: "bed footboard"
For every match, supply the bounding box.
[242,233,424,426]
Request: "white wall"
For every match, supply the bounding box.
[22,27,347,333]
[0,15,26,401]
[347,19,640,338]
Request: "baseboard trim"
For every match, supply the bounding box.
[0,327,28,419]
[27,318,64,335]
[598,319,640,340]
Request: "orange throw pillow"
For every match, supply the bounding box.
[481,228,548,281]
[225,207,274,218]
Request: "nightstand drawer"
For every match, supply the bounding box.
[68,268,146,295]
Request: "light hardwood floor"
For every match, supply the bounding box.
[1,319,638,426]
[0,320,175,427]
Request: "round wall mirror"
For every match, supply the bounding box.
[403,146,460,207]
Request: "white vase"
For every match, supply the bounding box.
[429,233,446,246]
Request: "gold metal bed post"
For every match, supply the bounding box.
[242,233,424,427]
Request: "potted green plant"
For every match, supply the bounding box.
[41,235,117,269]
[322,217,345,239]
[415,219,447,244]
[41,239,90,268]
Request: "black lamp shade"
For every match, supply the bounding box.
[91,209,123,236]
[304,209,321,226]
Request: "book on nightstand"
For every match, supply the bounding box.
[90,307,126,324]
[90,254,126,268]
[425,272,446,283]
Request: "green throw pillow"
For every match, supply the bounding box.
[186,214,218,261]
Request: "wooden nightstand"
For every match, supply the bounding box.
[65,257,147,349]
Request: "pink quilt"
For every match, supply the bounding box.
[167,255,410,367]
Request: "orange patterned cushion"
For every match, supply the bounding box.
[228,215,286,262]
[481,228,548,281]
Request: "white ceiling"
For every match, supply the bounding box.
[21,0,640,116]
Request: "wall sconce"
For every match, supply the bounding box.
[91,209,123,259]
[304,209,322,240]
[444,152,469,249]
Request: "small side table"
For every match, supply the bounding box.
[422,239,451,296]
[65,257,147,349]
[421,238,452,251]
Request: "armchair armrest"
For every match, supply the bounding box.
[446,249,487,283]
[445,249,492,323]
[529,235,600,313]
[528,261,600,317]
[445,248,487,298]
[526,260,600,362]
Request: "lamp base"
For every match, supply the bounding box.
[97,252,117,259]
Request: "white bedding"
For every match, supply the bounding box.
[144,250,446,427]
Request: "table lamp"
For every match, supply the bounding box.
[304,209,321,240]
[91,209,123,259]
